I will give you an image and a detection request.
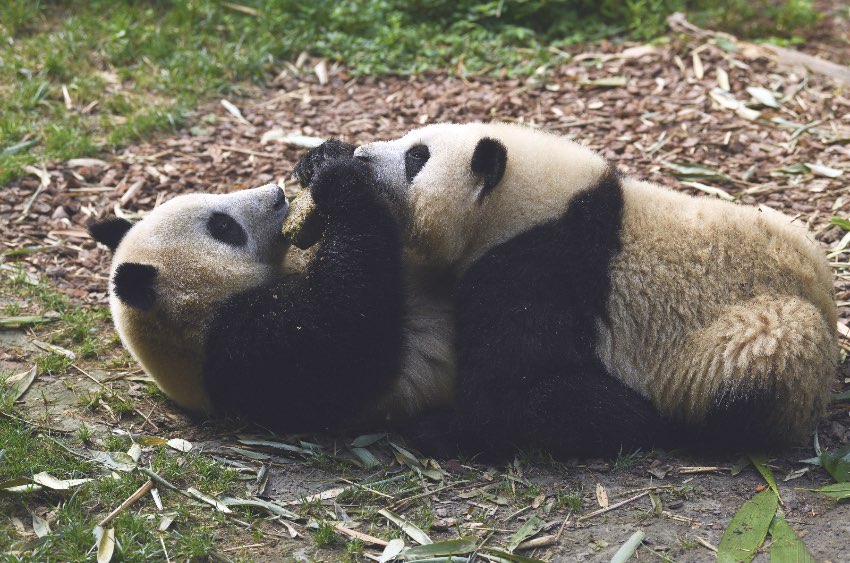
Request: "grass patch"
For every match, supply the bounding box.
[0,0,823,185]
[0,412,243,560]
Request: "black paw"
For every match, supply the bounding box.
[293,139,357,188]
[308,157,373,213]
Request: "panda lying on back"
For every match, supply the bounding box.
[89,147,454,432]
[355,122,837,459]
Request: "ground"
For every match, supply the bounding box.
[2,22,850,563]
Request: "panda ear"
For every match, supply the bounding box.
[113,263,158,310]
[88,218,133,252]
[471,137,507,199]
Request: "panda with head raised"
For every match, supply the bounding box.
[89,147,454,432]
[355,122,837,459]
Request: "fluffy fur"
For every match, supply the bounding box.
[90,152,454,431]
[355,122,837,457]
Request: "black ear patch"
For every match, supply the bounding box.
[88,218,133,252]
[113,263,158,310]
[471,137,507,199]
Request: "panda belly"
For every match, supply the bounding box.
[446,168,671,458]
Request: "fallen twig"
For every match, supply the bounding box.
[578,491,649,521]
[333,523,389,547]
[98,476,157,527]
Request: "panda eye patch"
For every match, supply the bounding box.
[207,212,248,247]
[405,145,430,183]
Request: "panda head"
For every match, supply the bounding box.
[89,185,290,412]
[355,122,608,268]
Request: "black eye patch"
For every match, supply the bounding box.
[405,145,430,183]
[207,212,247,247]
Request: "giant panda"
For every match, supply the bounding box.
[89,148,454,432]
[354,122,837,459]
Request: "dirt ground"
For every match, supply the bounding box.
[2,20,850,563]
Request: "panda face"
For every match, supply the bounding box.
[109,185,290,321]
[356,123,610,268]
[355,123,509,267]
[97,185,290,412]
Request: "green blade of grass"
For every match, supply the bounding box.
[749,454,781,501]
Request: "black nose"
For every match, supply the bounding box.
[272,187,288,210]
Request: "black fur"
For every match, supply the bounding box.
[405,145,430,183]
[88,218,133,251]
[410,167,669,460]
[471,138,507,199]
[293,139,356,188]
[113,263,158,311]
[207,212,248,247]
[203,155,406,432]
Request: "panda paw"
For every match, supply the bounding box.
[293,139,357,188]
[309,157,375,214]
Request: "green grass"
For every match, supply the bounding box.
[0,0,822,186]
[0,411,243,560]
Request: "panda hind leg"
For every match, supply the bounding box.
[663,295,836,449]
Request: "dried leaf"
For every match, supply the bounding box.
[314,60,328,85]
[805,163,843,178]
[578,76,628,88]
[67,158,108,168]
[664,161,732,183]
[5,365,37,400]
[221,99,248,123]
[32,340,76,360]
[94,526,115,563]
[746,87,780,108]
[127,443,142,463]
[32,472,92,491]
[220,497,299,520]
[351,433,386,448]
[681,181,735,201]
[717,489,778,563]
[186,487,232,513]
[167,438,193,453]
[379,508,432,545]
[379,538,405,562]
[709,87,761,120]
[32,512,50,538]
[611,530,646,563]
[717,68,731,91]
[507,515,544,553]
[692,52,704,79]
[89,450,137,472]
[0,316,58,328]
[768,514,815,563]
[260,128,324,148]
[481,547,547,562]
[158,514,175,531]
[595,483,608,508]
[350,446,380,469]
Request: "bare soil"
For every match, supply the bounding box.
[2,29,849,562]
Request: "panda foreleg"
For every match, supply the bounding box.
[204,157,406,431]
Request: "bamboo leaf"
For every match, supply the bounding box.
[507,515,544,553]
[717,489,778,563]
[379,508,432,545]
[94,526,115,563]
[401,537,477,559]
[803,482,850,499]
[768,515,815,563]
[749,455,781,501]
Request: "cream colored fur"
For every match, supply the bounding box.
[359,122,837,435]
[596,178,836,437]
